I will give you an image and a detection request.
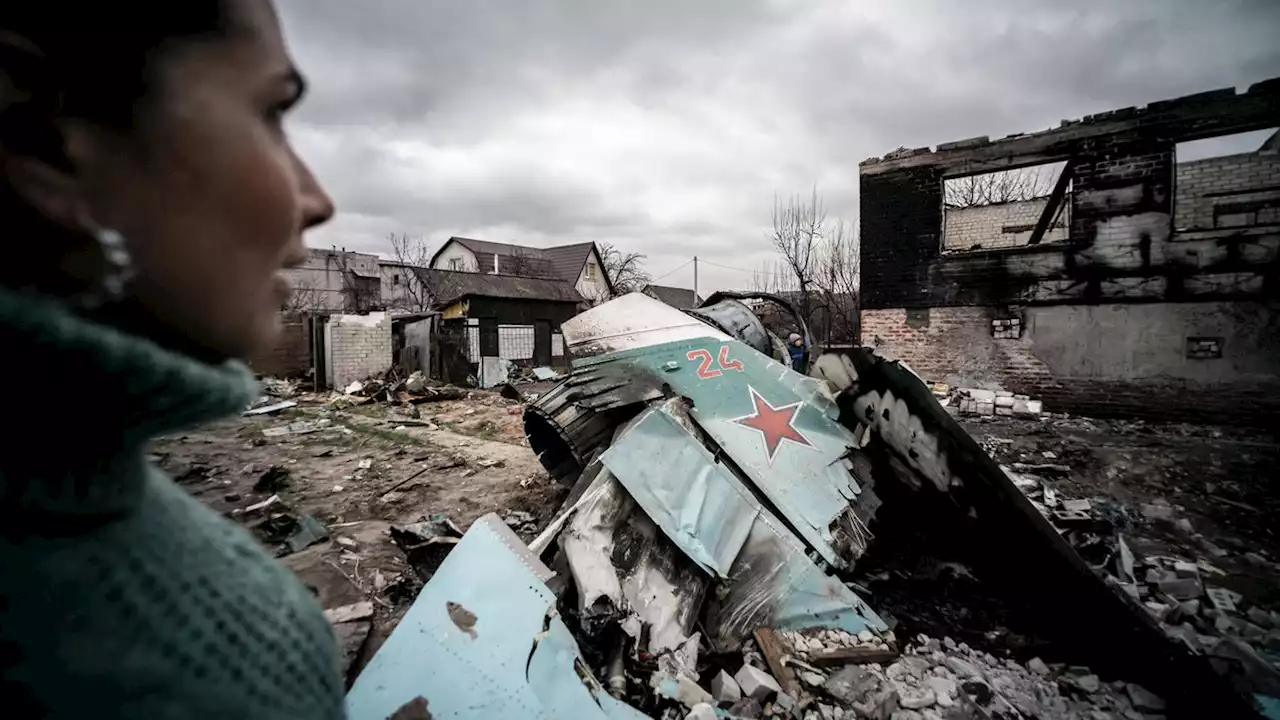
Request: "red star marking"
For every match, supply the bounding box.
[731,386,814,465]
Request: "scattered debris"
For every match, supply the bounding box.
[952,387,1043,418]
[243,399,298,416]
[349,293,1271,718]
[284,515,330,554]
[237,494,280,515]
[253,465,291,492]
[389,515,464,581]
[404,386,469,403]
[495,383,524,402]
[262,418,331,437]
[404,371,429,394]
[324,601,375,624]
[259,377,297,398]
[532,366,561,381]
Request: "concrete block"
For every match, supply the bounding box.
[711,670,741,705]
[672,675,714,708]
[995,396,1015,407]
[1158,576,1203,600]
[734,665,781,701]
[1025,400,1043,414]
[978,402,995,416]
[995,390,1014,398]
[966,389,996,404]
[685,703,717,720]
[996,407,1014,416]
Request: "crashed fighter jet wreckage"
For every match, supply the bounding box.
[347,292,1261,719]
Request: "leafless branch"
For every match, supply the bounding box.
[281,277,325,315]
[944,166,1057,208]
[503,248,558,280]
[387,234,437,312]
[599,242,651,295]
[761,189,861,344]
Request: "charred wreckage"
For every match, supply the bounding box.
[344,292,1271,720]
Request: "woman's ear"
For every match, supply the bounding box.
[0,31,98,237]
[3,153,92,233]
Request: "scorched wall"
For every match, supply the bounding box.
[859,80,1280,424]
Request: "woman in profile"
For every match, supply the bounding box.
[0,2,346,717]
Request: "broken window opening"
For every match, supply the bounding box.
[1174,128,1280,232]
[1185,336,1224,360]
[941,162,1071,253]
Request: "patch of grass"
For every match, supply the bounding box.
[336,421,430,448]
[472,421,499,441]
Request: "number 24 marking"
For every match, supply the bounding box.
[686,345,745,379]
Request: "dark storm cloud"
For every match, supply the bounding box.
[276,0,1280,291]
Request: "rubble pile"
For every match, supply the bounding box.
[686,633,1169,720]
[947,387,1043,419]
[342,294,1271,719]
[1005,462,1280,709]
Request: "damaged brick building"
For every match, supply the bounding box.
[859,79,1280,424]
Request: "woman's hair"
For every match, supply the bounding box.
[0,5,230,294]
[1,5,229,158]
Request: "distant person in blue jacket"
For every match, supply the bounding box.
[788,332,807,371]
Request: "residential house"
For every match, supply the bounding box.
[411,268,583,379]
[282,247,383,312]
[427,237,614,304]
[641,284,703,309]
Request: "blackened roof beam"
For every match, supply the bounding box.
[861,78,1280,175]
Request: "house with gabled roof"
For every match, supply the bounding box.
[427,237,614,304]
[641,284,703,310]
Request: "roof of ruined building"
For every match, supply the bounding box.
[859,78,1280,174]
[410,267,583,307]
[642,284,703,309]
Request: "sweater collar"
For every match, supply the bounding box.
[0,287,257,522]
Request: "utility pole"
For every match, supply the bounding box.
[693,256,698,301]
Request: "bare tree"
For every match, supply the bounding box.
[769,189,825,323]
[281,277,326,315]
[751,260,798,296]
[813,219,860,344]
[387,233,439,312]
[757,191,861,346]
[503,248,559,280]
[599,242,650,295]
[944,166,1056,208]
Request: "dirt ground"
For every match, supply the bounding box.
[150,384,565,681]
[152,385,1280,691]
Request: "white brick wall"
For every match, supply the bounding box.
[1175,152,1280,230]
[943,197,1069,251]
[325,312,392,389]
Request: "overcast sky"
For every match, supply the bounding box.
[276,0,1280,294]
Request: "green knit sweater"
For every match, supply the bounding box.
[0,288,345,719]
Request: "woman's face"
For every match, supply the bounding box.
[63,0,333,359]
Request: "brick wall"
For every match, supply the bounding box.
[943,197,1069,251]
[248,315,312,378]
[326,312,392,389]
[862,303,1280,425]
[1174,152,1280,230]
